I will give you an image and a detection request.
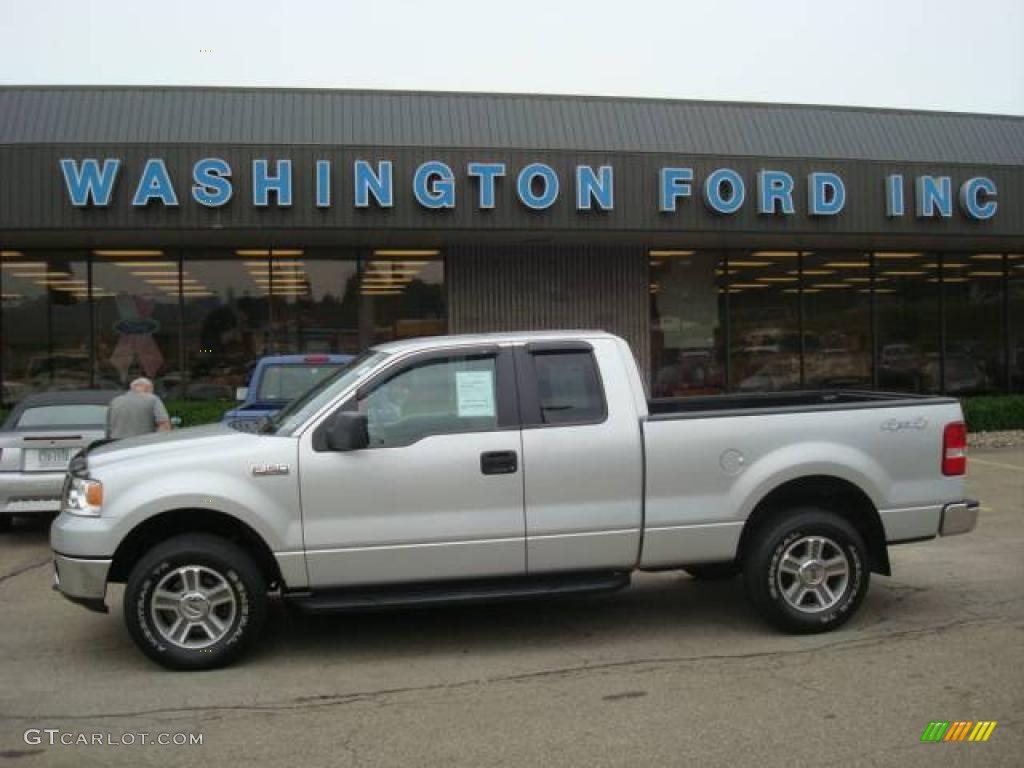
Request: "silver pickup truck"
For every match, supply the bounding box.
[51,331,978,669]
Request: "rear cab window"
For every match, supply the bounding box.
[517,344,607,427]
[257,364,346,401]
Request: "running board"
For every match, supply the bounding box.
[285,571,631,614]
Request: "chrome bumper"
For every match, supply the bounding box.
[52,553,111,613]
[940,499,979,537]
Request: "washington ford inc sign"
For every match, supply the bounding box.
[59,157,999,220]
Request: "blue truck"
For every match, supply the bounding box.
[221,353,353,431]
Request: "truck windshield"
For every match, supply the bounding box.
[263,350,388,435]
[256,364,346,402]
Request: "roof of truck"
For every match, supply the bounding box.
[371,330,615,356]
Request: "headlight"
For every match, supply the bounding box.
[65,476,103,516]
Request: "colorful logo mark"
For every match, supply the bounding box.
[921,721,997,742]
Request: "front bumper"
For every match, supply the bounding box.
[0,471,65,515]
[52,553,111,613]
[940,499,979,536]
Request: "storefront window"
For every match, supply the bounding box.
[90,250,181,395]
[943,253,1004,394]
[182,250,272,400]
[359,249,446,345]
[649,250,726,397]
[1010,255,1024,393]
[1,250,92,401]
[271,249,361,354]
[874,252,940,393]
[803,251,872,388]
[729,251,801,392]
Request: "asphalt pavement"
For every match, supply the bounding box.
[0,449,1021,767]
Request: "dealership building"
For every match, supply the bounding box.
[1,86,1022,403]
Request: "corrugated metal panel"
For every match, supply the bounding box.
[1,87,1022,165]
[447,246,649,378]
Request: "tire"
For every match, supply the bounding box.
[683,562,740,581]
[743,507,869,634]
[124,534,267,670]
[0,515,12,533]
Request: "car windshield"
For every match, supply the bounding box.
[263,351,388,435]
[16,404,108,428]
[255,364,346,402]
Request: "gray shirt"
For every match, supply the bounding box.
[107,391,170,439]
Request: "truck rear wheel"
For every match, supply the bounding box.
[124,534,267,670]
[743,508,868,633]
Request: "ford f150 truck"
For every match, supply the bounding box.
[51,331,978,670]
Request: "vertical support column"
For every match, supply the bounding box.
[1003,253,1011,392]
[723,252,732,392]
[447,245,649,381]
[87,250,95,389]
[938,252,946,394]
[797,250,806,388]
[869,251,878,390]
[177,249,186,393]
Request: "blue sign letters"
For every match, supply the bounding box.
[56,157,1001,224]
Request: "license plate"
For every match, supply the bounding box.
[32,448,73,468]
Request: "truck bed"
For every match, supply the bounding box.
[647,390,958,421]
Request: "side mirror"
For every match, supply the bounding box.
[236,387,248,402]
[325,411,369,452]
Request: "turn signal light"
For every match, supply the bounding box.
[942,422,967,476]
[85,481,104,507]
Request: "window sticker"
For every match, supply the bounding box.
[455,370,496,417]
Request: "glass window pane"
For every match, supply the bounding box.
[1,250,91,399]
[271,249,362,354]
[875,251,940,393]
[532,351,605,424]
[729,250,801,392]
[803,251,872,388]
[943,253,1004,394]
[17,404,108,427]
[360,355,497,447]
[90,250,181,395]
[1009,254,1024,393]
[359,250,446,344]
[183,250,272,401]
[256,364,346,401]
[650,250,726,396]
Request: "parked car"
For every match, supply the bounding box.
[221,354,353,432]
[0,390,118,531]
[51,331,976,670]
[921,353,990,395]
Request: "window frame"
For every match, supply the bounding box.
[514,342,609,429]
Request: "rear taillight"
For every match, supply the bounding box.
[942,422,967,476]
[304,355,329,364]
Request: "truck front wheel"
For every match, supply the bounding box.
[124,534,267,670]
[743,508,869,633]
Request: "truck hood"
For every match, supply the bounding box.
[86,424,261,469]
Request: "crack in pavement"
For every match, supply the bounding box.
[3,615,1019,724]
[0,559,49,587]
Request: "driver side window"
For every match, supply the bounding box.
[357,354,499,448]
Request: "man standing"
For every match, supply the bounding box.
[107,377,172,439]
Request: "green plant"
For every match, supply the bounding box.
[960,395,1024,433]
[164,399,235,427]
